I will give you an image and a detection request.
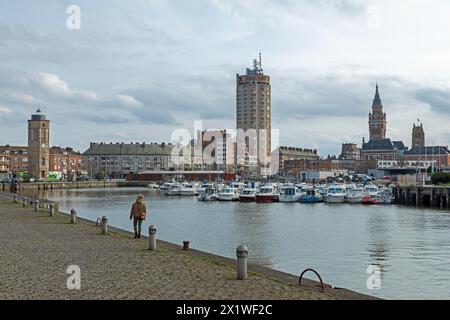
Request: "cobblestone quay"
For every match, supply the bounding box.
[0,198,375,300]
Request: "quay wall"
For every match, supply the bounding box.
[393,185,450,209]
[1,180,148,197]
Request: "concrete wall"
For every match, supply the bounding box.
[1,180,148,195]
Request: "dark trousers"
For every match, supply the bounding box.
[133,217,143,236]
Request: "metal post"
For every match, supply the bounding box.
[34,200,39,212]
[49,203,55,217]
[22,197,27,208]
[236,244,248,280]
[101,216,108,235]
[13,195,17,203]
[148,225,157,250]
[183,241,190,250]
[70,209,77,224]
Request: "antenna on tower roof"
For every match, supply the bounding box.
[259,52,262,68]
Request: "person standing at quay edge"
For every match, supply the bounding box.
[129,195,147,239]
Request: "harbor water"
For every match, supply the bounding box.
[42,187,450,300]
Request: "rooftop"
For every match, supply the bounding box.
[83,142,174,156]
[404,146,450,156]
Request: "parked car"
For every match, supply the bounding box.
[1,177,12,183]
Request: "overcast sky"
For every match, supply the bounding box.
[1,0,450,156]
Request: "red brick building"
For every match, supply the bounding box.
[49,147,84,180]
[0,146,29,176]
[403,146,450,169]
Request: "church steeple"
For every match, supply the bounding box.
[368,83,387,140]
[372,83,382,108]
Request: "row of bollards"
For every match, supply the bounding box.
[15,195,249,281]
[146,225,248,280]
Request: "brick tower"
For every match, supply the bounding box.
[368,84,387,140]
[412,121,425,149]
[28,109,50,180]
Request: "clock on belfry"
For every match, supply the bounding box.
[42,144,46,148]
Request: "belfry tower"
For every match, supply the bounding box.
[412,120,425,149]
[368,84,387,140]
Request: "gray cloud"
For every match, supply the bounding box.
[1,0,450,155]
[415,88,450,114]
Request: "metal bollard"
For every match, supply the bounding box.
[183,240,190,250]
[236,244,248,280]
[49,203,55,217]
[148,225,157,250]
[101,216,108,235]
[13,195,17,203]
[70,209,77,224]
[34,200,39,212]
[22,197,27,208]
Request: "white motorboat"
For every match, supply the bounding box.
[164,183,180,196]
[179,183,199,196]
[279,184,301,202]
[230,181,246,191]
[239,188,256,202]
[198,187,219,201]
[325,184,348,203]
[375,189,394,204]
[197,182,212,194]
[365,184,379,197]
[218,187,240,201]
[347,186,367,204]
[256,184,279,203]
[160,181,178,191]
[159,182,171,191]
[147,182,159,189]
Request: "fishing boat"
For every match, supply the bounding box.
[347,186,367,204]
[239,188,256,202]
[299,187,321,203]
[279,184,300,202]
[256,185,279,203]
[218,187,240,201]
[198,187,219,201]
[325,184,348,203]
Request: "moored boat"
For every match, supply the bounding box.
[299,187,321,203]
[325,184,348,203]
[256,185,279,203]
[147,182,159,189]
[164,184,180,196]
[218,187,240,201]
[365,183,379,197]
[198,187,219,201]
[347,186,367,204]
[375,189,393,204]
[179,183,199,196]
[279,184,300,202]
[361,196,380,205]
[239,188,256,202]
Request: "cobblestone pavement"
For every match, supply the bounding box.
[0,199,345,300]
